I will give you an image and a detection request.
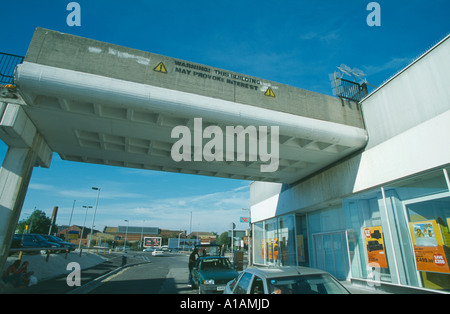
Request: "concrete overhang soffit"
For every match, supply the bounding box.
[15,62,368,148]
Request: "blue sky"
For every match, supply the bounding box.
[1,1,449,234]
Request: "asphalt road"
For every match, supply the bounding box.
[88,252,195,294]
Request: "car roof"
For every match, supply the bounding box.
[198,256,229,260]
[195,244,221,247]
[243,266,331,279]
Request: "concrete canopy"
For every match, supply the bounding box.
[11,28,368,184]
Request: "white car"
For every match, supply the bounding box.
[224,266,350,294]
[152,249,164,256]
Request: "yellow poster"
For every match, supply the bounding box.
[268,239,273,260]
[409,220,450,274]
[297,235,305,263]
[262,239,266,259]
[273,238,279,261]
[363,226,388,268]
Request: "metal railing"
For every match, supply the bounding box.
[334,77,368,102]
[9,247,73,262]
[0,52,24,86]
[9,246,112,262]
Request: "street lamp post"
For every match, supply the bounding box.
[140,220,145,249]
[178,232,183,250]
[123,219,129,252]
[88,187,101,248]
[243,208,252,267]
[79,206,92,251]
[67,200,76,241]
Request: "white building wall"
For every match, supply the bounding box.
[362,35,450,149]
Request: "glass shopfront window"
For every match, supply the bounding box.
[278,215,296,266]
[253,215,296,266]
[345,168,450,292]
[296,215,308,267]
[253,222,264,265]
[252,168,450,292]
[385,169,450,292]
[344,190,393,284]
[309,207,349,280]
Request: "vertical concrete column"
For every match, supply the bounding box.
[0,103,52,275]
[0,146,36,271]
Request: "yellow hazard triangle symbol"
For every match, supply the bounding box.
[265,87,276,97]
[154,62,168,73]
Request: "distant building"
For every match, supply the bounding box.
[57,225,100,246]
[188,232,217,244]
[101,226,186,247]
[103,225,160,243]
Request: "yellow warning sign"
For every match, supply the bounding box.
[265,87,276,97]
[154,62,167,73]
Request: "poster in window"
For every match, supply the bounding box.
[268,239,273,260]
[363,226,388,268]
[409,220,450,274]
[273,238,279,261]
[262,239,266,260]
[297,235,305,263]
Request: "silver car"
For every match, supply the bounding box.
[224,266,350,294]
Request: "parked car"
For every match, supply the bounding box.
[224,266,350,294]
[152,249,164,256]
[191,256,239,294]
[15,234,62,252]
[9,235,23,255]
[11,235,22,249]
[41,234,76,251]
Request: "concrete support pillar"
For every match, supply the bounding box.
[0,146,36,271]
[0,102,52,275]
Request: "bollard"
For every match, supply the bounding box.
[121,255,127,266]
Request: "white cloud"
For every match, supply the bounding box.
[363,57,414,76]
[95,184,250,234]
[28,182,146,200]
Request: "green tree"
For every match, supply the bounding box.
[16,210,51,234]
[216,231,230,246]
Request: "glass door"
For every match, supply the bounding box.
[313,231,349,280]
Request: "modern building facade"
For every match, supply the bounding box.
[1,28,448,294]
[250,35,450,293]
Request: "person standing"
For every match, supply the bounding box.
[188,248,198,286]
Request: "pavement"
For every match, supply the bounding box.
[1,251,149,294]
[340,281,389,294]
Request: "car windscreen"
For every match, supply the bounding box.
[199,258,232,271]
[196,245,221,256]
[34,234,48,242]
[268,274,349,294]
[49,236,63,242]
